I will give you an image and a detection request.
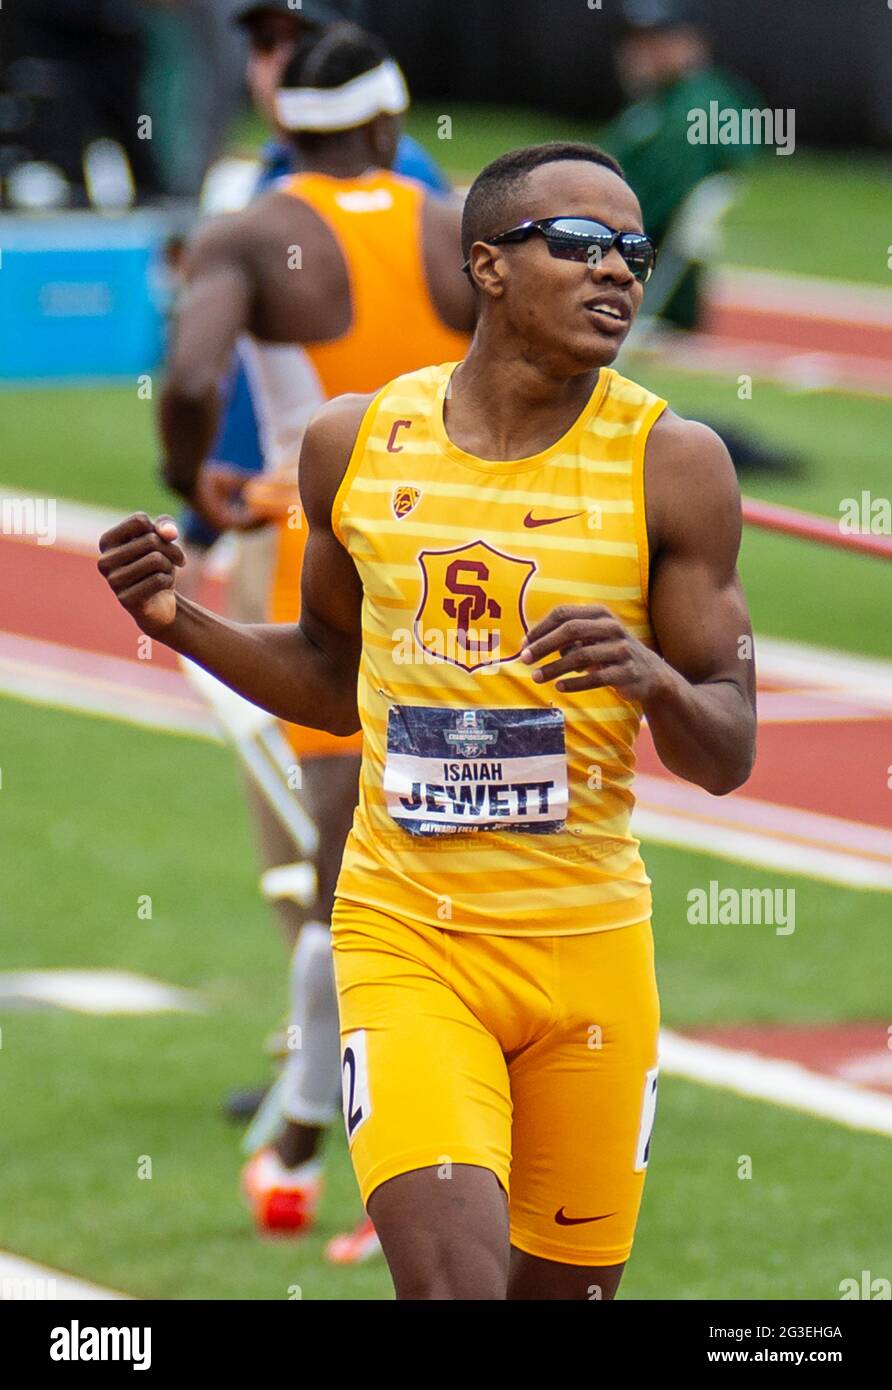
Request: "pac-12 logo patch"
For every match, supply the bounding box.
[392,485,421,519]
[415,539,536,672]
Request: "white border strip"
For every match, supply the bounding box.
[661,1029,892,1138]
[635,808,892,890]
[0,630,219,739]
[756,635,892,709]
[0,970,204,1015]
[636,772,892,859]
[0,487,234,576]
[0,1253,130,1301]
[713,266,892,326]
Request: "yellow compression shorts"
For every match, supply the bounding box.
[331,902,660,1267]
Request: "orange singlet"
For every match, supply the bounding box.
[246,169,470,759]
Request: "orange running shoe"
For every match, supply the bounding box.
[241,1148,323,1236]
[324,1215,382,1265]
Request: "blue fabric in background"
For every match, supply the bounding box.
[390,134,452,194]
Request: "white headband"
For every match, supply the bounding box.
[276,59,409,133]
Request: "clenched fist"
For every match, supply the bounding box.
[97,512,186,633]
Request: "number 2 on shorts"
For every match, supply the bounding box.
[634,1066,659,1171]
[341,1030,371,1142]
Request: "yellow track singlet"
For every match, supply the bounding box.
[332,362,667,936]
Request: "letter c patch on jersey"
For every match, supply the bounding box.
[386,419,413,453]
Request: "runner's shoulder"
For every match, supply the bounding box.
[232,184,327,250]
[300,394,377,527]
[645,408,741,549]
[182,208,246,275]
[307,391,376,442]
[648,408,738,491]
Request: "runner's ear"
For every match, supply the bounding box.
[467,243,507,298]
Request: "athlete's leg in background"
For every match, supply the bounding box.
[228,515,362,1160]
[277,754,361,1166]
[240,754,361,1231]
[240,774,307,952]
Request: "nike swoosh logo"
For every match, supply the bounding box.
[523,510,584,529]
[554,1208,617,1226]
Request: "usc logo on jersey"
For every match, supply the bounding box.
[414,540,536,672]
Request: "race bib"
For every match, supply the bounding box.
[384,705,568,836]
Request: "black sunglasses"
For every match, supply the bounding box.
[463,216,657,283]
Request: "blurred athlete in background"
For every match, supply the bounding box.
[175,0,453,1155]
[181,0,450,574]
[160,23,473,1259]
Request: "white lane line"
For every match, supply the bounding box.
[713,266,892,325]
[0,970,204,1015]
[661,1029,892,1138]
[0,486,234,573]
[5,626,889,742]
[636,809,892,890]
[626,337,892,397]
[636,772,892,859]
[755,636,892,710]
[0,1253,131,1301]
[4,614,891,884]
[754,690,891,723]
[634,771,892,890]
[837,1052,892,1087]
[0,630,219,739]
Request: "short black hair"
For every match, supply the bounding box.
[281,20,388,92]
[460,142,626,263]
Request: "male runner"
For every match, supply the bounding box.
[157,24,472,1247]
[99,142,756,1299]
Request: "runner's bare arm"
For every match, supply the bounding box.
[159,218,253,499]
[421,194,478,333]
[522,414,756,795]
[97,394,371,736]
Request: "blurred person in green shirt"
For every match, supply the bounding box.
[604,2,797,476]
[604,0,762,328]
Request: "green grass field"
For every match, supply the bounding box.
[2,109,890,1299]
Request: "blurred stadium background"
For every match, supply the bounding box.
[1,0,890,1301]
